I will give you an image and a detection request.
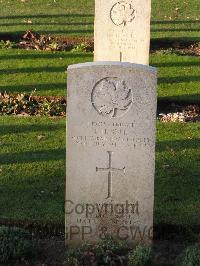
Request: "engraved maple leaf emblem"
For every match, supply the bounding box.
[92,78,133,118]
[110,2,135,26]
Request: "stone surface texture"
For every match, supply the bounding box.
[66,62,157,246]
[94,0,152,64]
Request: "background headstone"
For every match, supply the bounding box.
[94,0,151,64]
[66,62,157,246]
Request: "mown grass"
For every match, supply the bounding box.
[156,122,200,228]
[0,0,199,41]
[0,0,199,237]
[151,52,200,103]
[0,49,92,96]
[0,49,199,104]
[0,0,94,38]
[0,116,65,222]
[0,116,199,228]
[151,0,200,41]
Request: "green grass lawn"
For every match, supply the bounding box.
[0,0,199,239]
[0,116,199,228]
[0,49,199,104]
[151,52,200,103]
[151,0,200,41]
[0,0,199,41]
[0,49,92,96]
[156,122,200,228]
[0,116,65,223]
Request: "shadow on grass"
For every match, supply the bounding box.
[0,32,22,41]
[0,22,93,27]
[1,62,198,73]
[152,28,200,32]
[0,83,65,93]
[3,66,200,76]
[0,30,93,40]
[159,76,200,84]
[153,62,200,68]
[0,148,65,165]
[157,138,200,152]
[151,37,200,43]
[158,94,200,104]
[152,20,200,24]
[0,66,66,74]
[0,53,92,61]
[0,123,65,135]
[39,29,93,34]
[0,29,93,35]
[0,14,94,19]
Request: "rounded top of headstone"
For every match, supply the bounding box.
[67,61,157,73]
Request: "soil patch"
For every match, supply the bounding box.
[157,102,200,122]
[0,30,199,56]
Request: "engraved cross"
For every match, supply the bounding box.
[96,151,125,199]
[120,51,123,62]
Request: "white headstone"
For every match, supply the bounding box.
[66,62,157,246]
[94,0,151,64]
